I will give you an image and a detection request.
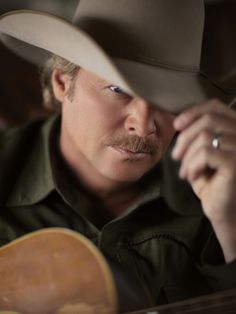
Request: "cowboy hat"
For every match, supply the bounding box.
[0,0,233,112]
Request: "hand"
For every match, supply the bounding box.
[172,99,236,262]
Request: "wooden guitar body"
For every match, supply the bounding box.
[0,228,117,314]
[0,228,236,314]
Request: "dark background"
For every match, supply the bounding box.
[0,0,235,128]
[0,0,77,128]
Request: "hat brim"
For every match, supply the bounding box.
[0,10,233,112]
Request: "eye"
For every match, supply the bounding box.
[106,85,131,102]
[109,85,125,94]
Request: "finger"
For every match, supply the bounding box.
[179,132,236,178]
[175,130,236,166]
[179,130,211,176]
[174,99,236,131]
[179,146,236,182]
[172,113,236,160]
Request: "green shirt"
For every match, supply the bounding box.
[0,115,236,305]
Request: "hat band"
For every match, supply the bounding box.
[112,54,200,73]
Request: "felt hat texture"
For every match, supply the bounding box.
[0,0,232,112]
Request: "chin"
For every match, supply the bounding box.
[104,165,152,184]
[97,155,157,184]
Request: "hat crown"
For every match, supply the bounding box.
[73,0,204,70]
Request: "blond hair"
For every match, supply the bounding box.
[40,55,79,111]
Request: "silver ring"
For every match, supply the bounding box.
[212,133,223,149]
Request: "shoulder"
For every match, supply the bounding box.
[0,118,44,149]
[0,114,59,157]
[0,115,58,203]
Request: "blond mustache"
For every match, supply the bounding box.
[106,135,158,154]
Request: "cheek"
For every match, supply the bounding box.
[66,96,122,150]
[77,94,124,133]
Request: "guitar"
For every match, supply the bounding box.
[0,228,151,314]
[128,288,236,314]
[0,228,235,314]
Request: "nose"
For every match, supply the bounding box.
[124,98,157,137]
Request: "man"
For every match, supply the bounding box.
[0,0,236,309]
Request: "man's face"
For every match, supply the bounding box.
[58,68,176,187]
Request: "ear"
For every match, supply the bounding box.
[52,69,71,103]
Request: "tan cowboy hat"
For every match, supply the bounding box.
[0,0,233,112]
